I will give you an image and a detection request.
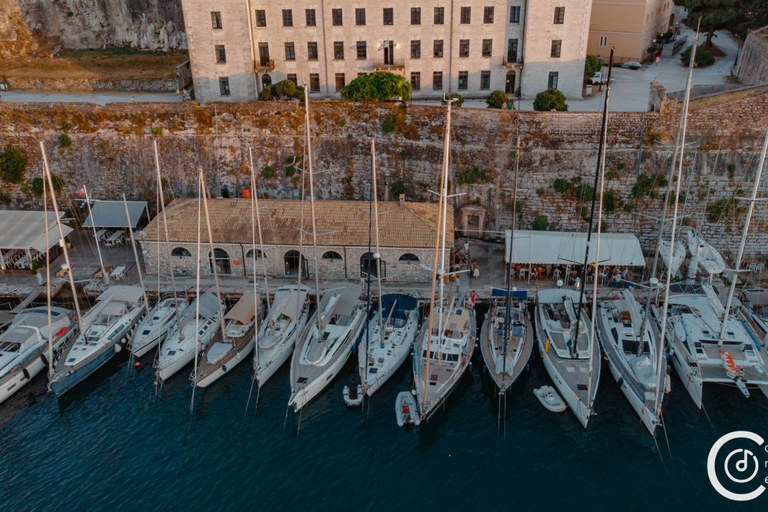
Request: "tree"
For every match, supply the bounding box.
[486,90,511,109]
[260,80,304,101]
[680,0,768,48]
[680,46,716,67]
[341,71,412,101]
[0,147,27,184]
[533,89,568,112]
[441,93,464,107]
[584,54,601,77]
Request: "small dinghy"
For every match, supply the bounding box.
[343,384,364,407]
[534,386,567,413]
[395,391,421,427]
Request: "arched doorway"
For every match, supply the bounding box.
[505,70,516,95]
[208,248,231,275]
[360,252,386,279]
[262,74,272,87]
[284,250,308,278]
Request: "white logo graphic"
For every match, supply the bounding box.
[707,431,766,502]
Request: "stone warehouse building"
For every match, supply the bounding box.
[141,197,453,283]
[180,0,592,102]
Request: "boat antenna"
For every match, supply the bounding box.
[39,142,83,338]
[190,179,202,414]
[122,193,150,315]
[572,48,614,359]
[82,185,108,286]
[303,87,323,339]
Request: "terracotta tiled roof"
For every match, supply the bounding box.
[144,198,453,248]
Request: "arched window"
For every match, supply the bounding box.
[284,250,308,279]
[246,249,265,259]
[171,247,192,258]
[399,253,420,264]
[322,251,343,261]
[262,74,272,87]
[208,248,231,275]
[361,252,386,278]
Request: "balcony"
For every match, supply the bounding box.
[373,59,405,72]
[256,59,275,72]
[503,58,523,69]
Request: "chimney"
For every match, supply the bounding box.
[399,193,405,209]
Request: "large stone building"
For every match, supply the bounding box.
[736,27,768,85]
[587,0,675,63]
[180,0,592,102]
[141,197,452,283]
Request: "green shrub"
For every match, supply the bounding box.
[62,123,72,132]
[262,165,276,179]
[457,166,489,185]
[381,118,394,133]
[603,189,620,212]
[285,165,297,177]
[533,89,568,112]
[391,180,407,197]
[260,80,305,101]
[0,192,11,203]
[341,71,412,101]
[681,46,716,68]
[631,172,668,198]
[152,127,163,136]
[0,147,27,184]
[441,93,464,107]
[532,215,549,231]
[59,133,72,148]
[584,54,601,77]
[30,174,63,196]
[536,188,546,196]
[553,178,570,194]
[486,90,511,109]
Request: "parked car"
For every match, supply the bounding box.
[622,61,643,70]
[589,71,614,85]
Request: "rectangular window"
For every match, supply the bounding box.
[482,39,492,57]
[411,7,421,25]
[255,9,266,27]
[434,7,444,24]
[211,11,222,29]
[548,71,559,89]
[306,9,316,27]
[458,71,468,90]
[287,73,297,85]
[410,72,421,91]
[459,39,469,58]
[599,36,608,47]
[433,71,443,90]
[460,7,471,24]
[554,6,565,24]
[335,73,346,92]
[507,38,518,62]
[334,41,344,59]
[285,42,295,61]
[332,8,342,26]
[308,42,319,60]
[433,40,443,58]
[480,70,491,90]
[356,41,367,60]
[551,39,562,58]
[484,6,494,23]
[310,73,320,92]
[355,8,366,26]
[282,9,293,27]
[258,42,270,65]
[411,40,421,59]
[215,45,226,64]
[510,5,520,23]
[219,77,230,96]
[383,8,393,25]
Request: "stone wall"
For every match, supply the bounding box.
[0,0,186,56]
[7,76,178,91]
[736,27,768,85]
[1,95,768,263]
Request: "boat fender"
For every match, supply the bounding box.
[114,344,122,353]
[40,354,49,367]
[544,339,551,354]
[664,374,672,394]
[617,377,624,388]
[22,368,31,380]
[222,365,227,373]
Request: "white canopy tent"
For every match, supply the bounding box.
[0,211,73,270]
[505,230,646,267]
[82,200,148,229]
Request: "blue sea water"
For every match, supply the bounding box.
[1,306,767,512]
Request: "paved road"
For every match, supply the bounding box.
[0,90,182,105]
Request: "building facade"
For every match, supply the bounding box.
[141,197,452,283]
[181,0,592,102]
[587,0,675,63]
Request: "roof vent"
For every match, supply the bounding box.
[399,193,405,209]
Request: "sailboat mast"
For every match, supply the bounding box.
[190,179,202,413]
[501,135,521,389]
[718,121,768,342]
[39,142,83,334]
[572,49,614,359]
[249,148,271,312]
[43,165,53,381]
[303,87,323,335]
[199,168,228,346]
[421,99,451,414]
[83,185,108,285]
[122,194,150,314]
[153,141,182,336]
[371,139,384,343]
[248,148,260,374]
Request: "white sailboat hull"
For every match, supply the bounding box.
[359,308,419,397]
[605,356,660,434]
[538,344,594,428]
[131,329,169,358]
[196,338,254,388]
[668,336,704,408]
[289,338,355,412]
[360,335,411,397]
[256,310,309,387]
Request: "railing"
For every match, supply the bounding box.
[503,58,523,68]
[373,59,405,70]
[256,59,275,71]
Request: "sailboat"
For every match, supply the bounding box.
[535,50,615,428]
[50,285,146,395]
[413,97,477,422]
[288,88,366,412]
[195,292,259,387]
[685,229,726,277]
[0,307,75,404]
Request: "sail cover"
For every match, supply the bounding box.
[225,292,257,324]
[197,292,220,319]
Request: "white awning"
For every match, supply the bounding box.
[82,200,148,229]
[0,210,73,253]
[505,230,646,267]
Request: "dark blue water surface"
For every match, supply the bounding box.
[2,307,768,512]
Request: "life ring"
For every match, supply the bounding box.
[22,368,31,380]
